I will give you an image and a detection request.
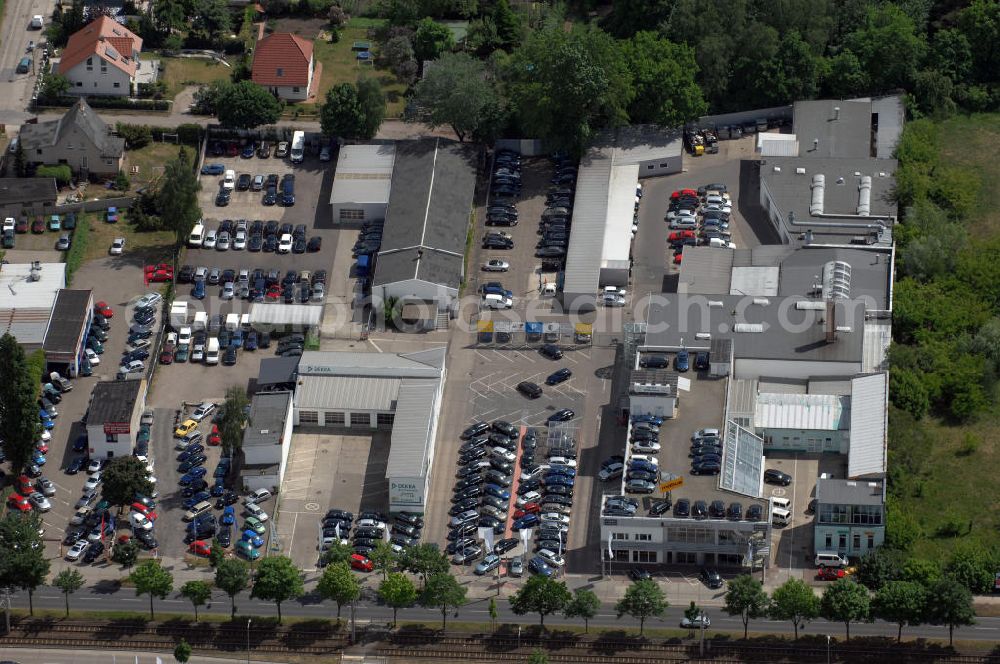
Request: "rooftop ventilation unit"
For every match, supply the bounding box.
[695,332,711,340]
[752,298,770,306]
[833,106,840,120]
[857,175,872,216]
[809,174,825,215]
[822,260,852,299]
[773,166,781,173]
[733,323,764,333]
[708,301,724,307]
[795,167,806,175]
[796,301,827,310]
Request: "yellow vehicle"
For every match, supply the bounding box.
[174,418,198,438]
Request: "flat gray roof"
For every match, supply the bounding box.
[257,356,299,386]
[89,379,142,424]
[329,143,395,206]
[385,379,440,478]
[792,100,873,159]
[644,294,867,364]
[777,247,891,309]
[298,348,444,378]
[243,391,291,448]
[816,477,884,506]
[374,139,476,290]
[43,289,92,356]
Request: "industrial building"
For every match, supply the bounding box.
[372,139,477,327]
[290,348,447,513]
[0,178,57,219]
[328,143,396,224]
[43,289,95,378]
[86,379,145,459]
[561,126,684,311]
[813,477,886,557]
[240,391,295,493]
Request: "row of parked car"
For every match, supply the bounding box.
[481,149,522,251]
[197,218,321,254]
[317,508,425,571]
[533,154,577,261]
[187,264,327,305]
[666,184,736,265]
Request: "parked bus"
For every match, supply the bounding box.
[290,131,305,163]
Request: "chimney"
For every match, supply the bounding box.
[813,138,819,151]
[833,106,840,121]
[825,300,836,343]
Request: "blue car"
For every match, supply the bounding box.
[73,435,88,452]
[182,491,211,509]
[210,481,226,496]
[528,556,554,577]
[220,506,235,525]
[245,331,258,350]
[545,475,574,488]
[480,284,513,299]
[513,514,539,530]
[242,529,264,547]
[484,484,510,500]
[547,465,576,477]
[632,415,664,426]
[32,452,47,466]
[214,465,228,478]
[192,280,206,300]
[178,473,199,486]
[674,349,690,372]
[201,163,225,175]
[629,460,658,473]
[40,418,54,430]
[241,143,255,159]
[188,466,208,479]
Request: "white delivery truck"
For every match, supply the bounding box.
[225,313,240,331]
[290,131,305,163]
[204,337,220,365]
[188,223,204,247]
[240,313,250,330]
[193,311,207,331]
[170,301,189,329]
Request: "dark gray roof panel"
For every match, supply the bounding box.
[89,379,142,424]
[243,391,291,448]
[43,289,92,355]
[0,178,58,206]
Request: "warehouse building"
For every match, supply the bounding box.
[373,139,477,327]
[43,288,94,378]
[291,348,446,513]
[240,391,295,493]
[561,126,684,311]
[328,143,396,224]
[86,379,145,459]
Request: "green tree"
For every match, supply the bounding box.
[100,456,155,510]
[320,83,365,140]
[410,52,502,142]
[369,540,398,580]
[215,558,250,617]
[564,587,600,633]
[507,25,633,154]
[844,3,926,92]
[957,0,1000,84]
[419,571,467,629]
[683,601,701,635]
[823,50,866,98]
[192,79,232,115]
[767,30,822,104]
[321,540,355,567]
[621,32,706,127]
[180,580,213,621]
[603,0,674,38]
[820,579,870,641]
[413,18,454,62]
[356,76,386,139]
[38,73,70,101]
[855,548,904,591]
[945,545,995,594]
[509,575,571,628]
[174,638,192,663]
[527,650,549,664]
[0,513,50,616]
[217,80,282,129]
[52,568,85,617]
[209,538,225,568]
[900,558,941,586]
[490,0,520,51]
[723,574,769,639]
[130,560,174,620]
[379,572,417,627]
[157,147,202,247]
[615,579,668,636]
[317,562,361,619]
[251,556,304,624]
[873,580,926,643]
[488,596,498,631]
[769,578,820,640]
[380,34,418,83]
[926,577,975,646]
[400,543,449,588]
[112,537,140,569]
[0,334,41,476]
[219,386,249,456]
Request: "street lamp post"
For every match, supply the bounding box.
[699,611,707,657]
[246,618,251,664]
[826,634,831,664]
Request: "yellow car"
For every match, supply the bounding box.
[174,419,198,438]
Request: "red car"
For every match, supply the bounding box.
[670,188,698,200]
[160,345,175,364]
[265,285,281,301]
[350,554,373,572]
[673,252,683,265]
[188,540,211,557]
[668,230,697,243]
[35,441,49,454]
[144,264,174,282]
[208,424,221,446]
[95,301,114,318]
[7,493,31,512]
[31,217,45,233]
[17,475,34,494]
[513,503,541,518]
[130,502,157,520]
[15,218,28,233]
[226,141,240,157]
[816,567,846,581]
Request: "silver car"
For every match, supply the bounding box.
[508,556,524,577]
[28,491,52,511]
[221,281,235,300]
[474,553,501,575]
[216,231,231,251]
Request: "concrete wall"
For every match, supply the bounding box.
[758,177,792,244]
[332,201,386,224]
[636,153,683,178]
[276,396,294,486]
[64,61,133,97]
[377,279,457,312]
[243,471,279,493]
[87,402,143,459]
[814,523,884,559]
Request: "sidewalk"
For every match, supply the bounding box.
[0,648,282,664]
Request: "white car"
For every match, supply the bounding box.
[540,512,570,525]
[40,429,51,442]
[630,454,659,465]
[87,459,102,474]
[547,456,577,469]
[3,217,15,232]
[129,512,153,531]
[177,327,192,346]
[135,292,162,309]
[632,441,661,453]
[28,492,51,512]
[84,348,101,365]
[277,234,292,254]
[490,447,516,463]
[537,548,565,567]
[83,475,101,492]
[233,230,247,250]
[222,169,235,190]
[482,259,510,272]
[516,490,542,508]
[244,502,269,522]
[203,229,217,249]
[191,402,216,421]
[110,237,125,255]
[65,539,88,561]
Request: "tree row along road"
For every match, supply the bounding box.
[8,587,1000,642]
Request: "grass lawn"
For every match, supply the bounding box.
[147,55,231,98]
[83,211,174,264]
[893,113,1000,562]
[122,142,188,191]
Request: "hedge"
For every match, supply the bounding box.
[118,123,203,147]
[39,96,170,111]
[64,215,89,286]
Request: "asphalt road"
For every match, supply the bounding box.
[7,586,1000,642]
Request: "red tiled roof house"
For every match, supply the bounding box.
[251,33,318,102]
[58,16,143,97]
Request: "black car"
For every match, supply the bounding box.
[307,236,322,252]
[483,236,513,249]
[223,345,238,365]
[216,527,232,548]
[263,187,277,205]
[292,236,307,253]
[692,500,708,519]
[708,500,726,518]
[518,479,541,494]
[764,469,792,485]
[545,368,572,385]
[461,422,490,440]
[628,567,652,582]
[700,568,724,589]
[639,354,669,368]
[215,189,231,206]
[547,409,575,422]
[691,462,721,476]
[539,344,563,360]
[648,500,672,516]
[248,233,263,251]
[83,541,105,564]
[746,504,764,522]
[674,499,691,518]
[516,381,542,399]
[178,265,195,283]
[236,174,252,191]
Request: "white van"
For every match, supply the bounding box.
[771,507,792,526]
[188,223,205,247]
[30,14,44,28]
[193,311,207,331]
[770,497,791,511]
[239,313,250,330]
[246,488,272,504]
[222,169,236,190]
[184,501,212,521]
[482,293,512,309]
[225,313,240,331]
[204,337,220,365]
[708,237,736,249]
[815,551,850,568]
[290,131,305,163]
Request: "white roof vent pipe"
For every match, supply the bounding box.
[695,332,711,340]
[809,174,825,215]
[857,176,872,216]
[833,106,840,121]
[752,298,770,306]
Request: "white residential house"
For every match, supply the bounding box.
[58,16,144,97]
